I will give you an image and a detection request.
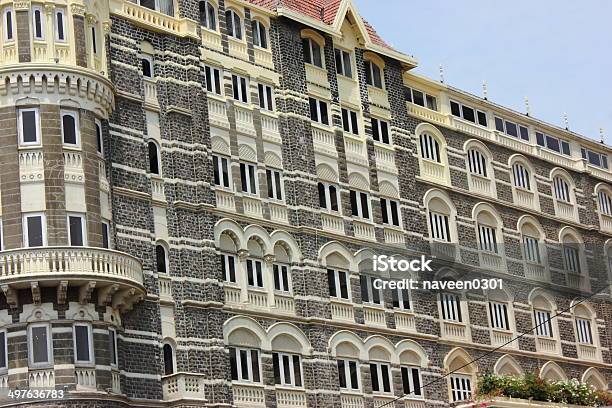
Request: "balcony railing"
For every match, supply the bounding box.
[151,177,165,202]
[224,285,241,304]
[536,337,558,354]
[374,145,397,173]
[468,174,493,196]
[228,37,248,60]
[276,388,307,408]
[143,78,159,107]
[353,220,376,241]
[111,371,121,394]
[261,112,281,143]
[363,305,386,327]
[233,383,265,407]
[207,97,230,128]
[344,135,368,166]
[374,395,397,408]
[29,369,54,388]
[430,241,457,261]
[556,200,577,222]
[514,188,537,210]
[216,190,236,212]
[331,300,354,322]
[441,321,468,340]
[566,272,589,292]
[395,311,416,332]
[305,64,330,90]
[312,125,337,157]
[341,392,365,408]
[75,368,96,389]
[600,213,612,232]
[479,251,504,272]
[110,0,198,39]
[576,343,599,361]
[384,227,404,245]
[235,105,256,136]
[159,275,173,301]
[321,213,344,234]
[269,203,289,224]
[162,373,207,401]
[490,329,518,349]
[524,262,548,281]
[247,288,268,308]
[420,159,446,183]
[337,76,359,103]
[254,47,274,68]
[243,196,263,218]
[201,28,222,51]
[273,293,295,315]
[368,86,390,109]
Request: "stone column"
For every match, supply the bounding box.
[14,0,31,63]
[71,4,87,68]
[238,249,249,302]
[264,254,275,306]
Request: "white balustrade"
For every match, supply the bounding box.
[143,79,159,106]
[228,37,248,59]
[111,371,121,394]
[0,375,7,389]
[261,113,281,143]
[514,188,536,209]
[207,98,229,128]
[3,43,17,64]
[64,152,85,183]
[384,228,404,245]
[442,321,468,340]
[430,241,456,261]
[566,273,586,291]
[452,117,493,139]
[201,28,222,50]
[363,305,386,327]
[406,103,449,126]
[233,383,266,407]
[420,159,445,181]
[111,0,198,38]
[491,329,517,349]
[159,276,172,300]
[524,262,547,281]
[163,373,206,400]
[368,87,390,109]
[344,136,368,165]
[404,400,426,408]
[601,214,612,232]
[32,42,48,62]
[269,203,289,223]
[305,64,330,89]
[235,106,256,136]
[395,311,416,332]
[375,145,397,173]
[556,201,576,221]
[75,368,96,389]
[55,44,71,63]
[247,289,268,308]
[276,388,307,407]
[224,285,241,304]
[29,369,55,388]
[312,126,337,157]
[341,393,365,408]
[254,47,274,68]
[243,196,263,218]
[151,178,165,202]
[469,174,493,196]
[374,396,396,408]
[321,213,344,234]
[19,150,44,182]
[353,221,375,241]
[480,252,504,271]
[274,293,295,315]
[589,165,612,183]
[536,337,558,354]
[494,132,534,155]
[216,190,236,211]
[331,300,354,322]
[577,344,599,361]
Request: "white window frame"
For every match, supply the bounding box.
[61,110,80,147]
[581,147,609,169]
[213,154,232,190]
[239,162,258,195]
[467,149,488,177]
[225,9,243,40]
[478,224,498,253]
[598,190,612,216]
[101,219,111,249]
[232,74,249,104]
[337,358,360,390]
[334,47,353,78]
[407,87,438,111]
[309,97,329,125]
[381,197,401,227]
[18,108,41,146]
[392,286,411,310]
[450,374,472,402]
[273,263,291,293]
[512,163,531,190]
[419,132,441,163]
[246,258,264,288]
[200,0,217,31]
[488,301,510,331]
[575,318,593,345]
[563,245,581,274]
[142,55,154,79]
[441,292,462,322]
[495,116,529,141]
[522,235,541,264]
[95,119,104,155]
[328,269,350,300]
[370,361,393,394]
[32,6,44,40]
[364,59,383,89]
[23,212,47,247]
[429,211,451,242]
[252,19,268,49]
[231,346,261,383]
[361,275,382,305]
[109,327,118,368]
[204,65,223,95]
[341,107,359,135]
[318,182,341,213]
[91,25,98,54]
[258,83,274,111]
[266,168,283,201]
[536,131,571,156]
[534,309,553,337]
[450,100,487,127]
[401,365,423,399]
[67,213,87,247]
[371,117,390,144]
[302,37,323,68]
[221,253,237,283]
[54,8,66,41]
[350,190,371,220]
[4,8,14,42]
[554,176,571,203]
[28,323,53,367]
[73,323,94,365]
[273,352,303,387]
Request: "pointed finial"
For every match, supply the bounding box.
[439,64,444,83]
[524,97,530,116]
[600,128,605,144]
[482,81,488,100]
[564,113,569,130]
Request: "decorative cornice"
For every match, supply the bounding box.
[70,3,86,16]
[13,1,31,11]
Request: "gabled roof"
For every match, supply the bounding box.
[243,0,417,68]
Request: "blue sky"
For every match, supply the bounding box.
[354,0,612,143]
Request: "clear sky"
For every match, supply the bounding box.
[354,0,612,144]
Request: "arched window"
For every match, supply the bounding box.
[163,343,175,375]
[246,238,265,289]
[596,184,612,232]
[530,289,560,354]
[573,303,600,361]
[417,124,449,185]
[550,169,577,221]
[553,176,571,202]
[225,9,242,39]
[512,162,531,190]
[510,156,539,210]
[251,19,267,48]
[582,368,607,391]
[199,0,216,30]
[148,141,161,175]
[559,228,587,290]
[599,188,612,215]
[225,318,265,384]
[368,345,393,395]
[219,232,238,284]
[426,192,454,243]
[419,132,440,163]
[397,341,427,399]
[332,334,362,391]
[519,217,548,281]
[273,244,291,293]
[156,243,168,274]
[271,332,305,388]
[364,58,383,89]
[487,289,518,349]
[464,140,496,197]
[445,348,477,403]
[539,361,566,382]
[474,204,505,271]
[494,355,523,377]
[302,35,323,68]
[467,148,487,177]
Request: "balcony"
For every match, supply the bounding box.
[254,47,274,69]
[341,392,364,408]
[143,78,159,109]
[441,321,469,341]
[468,174,493,197]
[430,241,457,262]
[110,0,198,39]
[368,86,390,110]
[363,304,386,327]
[151,177,166,202]
[29,369,54,388]
[235,105,256,136]
[247,288,268,308]
[243,196,263,218]
[524,262,548,281]
[321,213,344,234]
[201,28,222,51]
[276,387,307,408]
[273,293,295,315]
[556,200,577,222]
[0,247,144,311]
[216,190,236,212]
[576,343,599,362]
[419,159,446,184]
[305,64,330,91]
[331,299,354,322]
[261,112,281,144]
[269,203,289,224]
[224,285,241,305]
[566,272,589,292]
[228,37,248,60]
[353,220,376,241]
[159,275,173,302]
[162,373,207,401]
[233,383,265,407]
[207,97,230,129]
[406,102,449,126]
[513,188,538,210]
[312,125,337,157]
[374,144,397,173]
[384,227,404,245]
[394,311,416,332]
[600,213,612,232]
[75,368,96,390]
[374,395,397,408]
[344,135,368,166]
[490,329,518,349]
[479,251,504,272]
[535,337,559,355]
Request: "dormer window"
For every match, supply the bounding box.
[536,132,570,156]
[302,37,323,68]
[364,60,383,88]
[495,116,529,141]
[407,87,438,111]
[450,100,487,127]
[581,147,609,169]
[252,20,267,48]
[225,9,242,40]
[334,48,352,78]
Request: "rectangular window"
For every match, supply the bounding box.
[429,212,451,242]
[450,100,486,126]
[95,119,103,154]
[67,214,87,246]
[252,20,267,48]
[534,310,553,337]
[381,198,400,227]
[273,352,302,387]
[273,263,290,292]
[327,269,349,300]
[302,38,322,68]
[266,169,283,201]
[74,324,93,364]
[392,287,411,310]
[337,359,359,390]
[334,48,352,78]
[0,330,6,370]
[478,225,498,253]
[371,117,390,144]
[55,8,66,41]
[23,213,45,247]
[213,155,231,189]
[91,26,97,54]
[341,108,359,135]
[239,162,257,195]
[61,111,79,146]
[221,253,236,283]
[467,149,487,177]
[204,65,222,95]
[441,293,462,322]
[523,235,541,263]
[32,6,44,39]
[309,97,329,125]
[450,374,472,402]
[582,147,609,169]
[29,324,52,366]
[318,182,340,212]
[576,318,592,344]
[231,74,249,103]
[18,108,40,145]
[246,258,264,288]
[258,83,274,111]
[536,132,571,156]
[401,366,422,398]
[4,8,13,41]
[495,116,530,141]
[365,60,383,89]
[406,87,437,111]
[489,301,510,330]
[360,275,381,305]
[370,362,392,394]
[229,347,261,383]
[512,163,531,190]
[109,328,118,367]
[349,190,370,220]
[101,220,110,249]
[563,246,581,274]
